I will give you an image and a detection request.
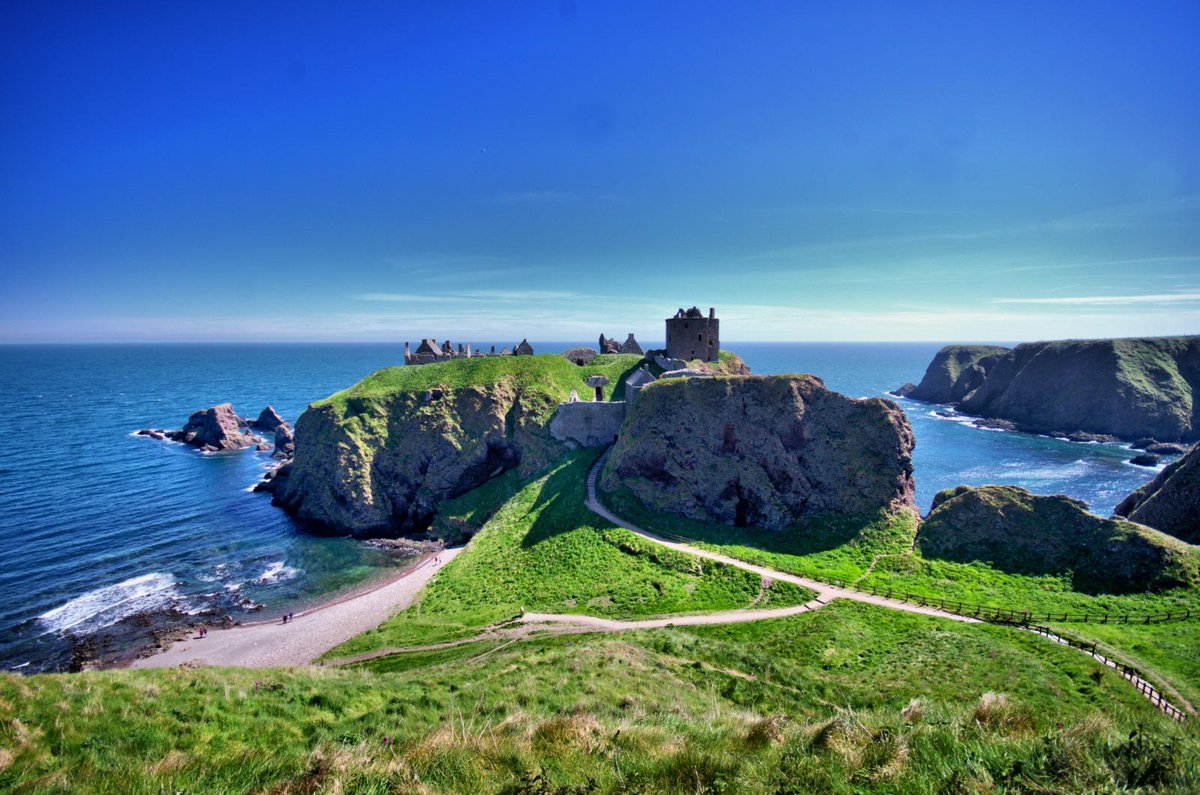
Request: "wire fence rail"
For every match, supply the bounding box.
[1010,622,1188,722]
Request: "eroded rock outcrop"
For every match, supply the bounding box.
[1115,443,1200,545]
[273,422,295,459]
[140,403,261,452]
[903,337,1200,442]
[920,485,1197,594]
[274,379,569,536]
[600,375,915,530]
[250,406,287,432]
[902,346,1009,404]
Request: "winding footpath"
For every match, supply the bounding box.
[135,449,1189,720]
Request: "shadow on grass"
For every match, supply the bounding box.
[520,448,604,549]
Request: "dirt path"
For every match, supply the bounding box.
[583,453,977,625]
[130,548,464,669]
[584,451,1187,721]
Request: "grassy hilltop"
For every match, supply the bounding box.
[5,352,1200,793]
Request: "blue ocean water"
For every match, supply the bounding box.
[0,342,1166,672]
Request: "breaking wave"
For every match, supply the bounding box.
[257,561,302,584]
[37,572,183,634]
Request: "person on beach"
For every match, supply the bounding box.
[282,614,288,624]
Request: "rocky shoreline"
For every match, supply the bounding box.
[898,336,1200,443]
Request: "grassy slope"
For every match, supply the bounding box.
[602,484,1200,707]
[6,602,1198,794]
[317,353,644,415]
[327,449,813,657]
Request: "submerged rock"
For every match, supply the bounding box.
[920,485,1197,594]
[600,375,916,531]
[1146,442,1188,455]
[1115,443,1200,544]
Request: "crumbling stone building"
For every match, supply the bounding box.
[665,307,719,362]
[404,338,534,366]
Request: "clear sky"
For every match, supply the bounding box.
[2,1,1198,343]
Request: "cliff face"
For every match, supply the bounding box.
[276,384,562,536]
[1115,443,1200,544]
[920,485,1197,594]
[904,346,1009,403]
[600,376,916,530]
[275,354,644,536]
[905,337,1200,442]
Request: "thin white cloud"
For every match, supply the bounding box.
[352,289,588,304]
[990,293,1200,306]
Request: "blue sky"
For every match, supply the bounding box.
[1,1,1198,343]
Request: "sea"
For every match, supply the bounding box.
[0,342,1169,673]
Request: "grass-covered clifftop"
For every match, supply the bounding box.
[919,485,1199,595]
[275,354,643,536]
[904,336,1200,441]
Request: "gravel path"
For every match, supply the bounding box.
[130,548,463,669]
[584,452,978,625]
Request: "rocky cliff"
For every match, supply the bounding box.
[903,337,1200,441]
[599,375,916,530]
[274,354,644,536]
[919,485,1197,594]
[1114,443,1200,545]
[899,345,1009,403]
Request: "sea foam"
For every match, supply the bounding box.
[37,572,182,634]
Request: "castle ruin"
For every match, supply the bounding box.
[665,307,719,362]
[405,338,534,366]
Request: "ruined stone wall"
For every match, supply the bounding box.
[548,401,626,448]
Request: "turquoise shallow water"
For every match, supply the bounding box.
[0,342,1166,672]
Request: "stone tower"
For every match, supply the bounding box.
[665,306,719,362]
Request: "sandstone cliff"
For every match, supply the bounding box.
[1114,443,1200,545]
[919,485,1197,594]
[599,375,915,530]
[904,337,1200,442]
[274,354,644,536]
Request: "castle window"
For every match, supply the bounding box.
[698,334,702,341]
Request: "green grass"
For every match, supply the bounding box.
[324,449,813,659]
[317,353,644,414]
[600,482,1200,711]
[605,483,916,583]
[4,602,1198,794]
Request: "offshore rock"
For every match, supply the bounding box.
[905,337,1200,442]
[600,375,916,530]
[921,485,1197,595]
[159,403,259,451]
[273,422,295,459]
[250,406,287,432]
[1115,443,1200,544]
[1130,453,1161,467]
